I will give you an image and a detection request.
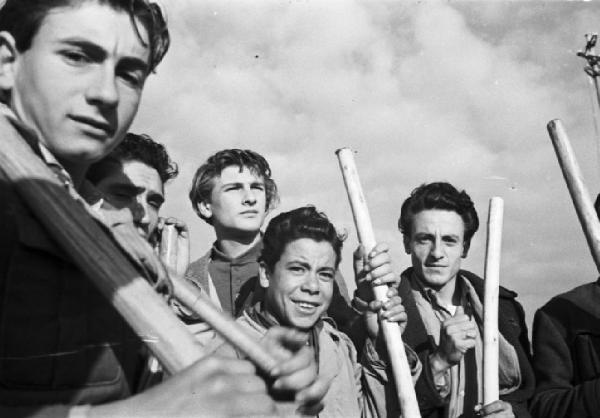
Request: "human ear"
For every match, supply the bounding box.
[197,200,212,220]
[258,262,270,289]
[403,235,411,255]
[0,32,17,93]
[462,241,470,258]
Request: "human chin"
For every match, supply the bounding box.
[284,302,323,331]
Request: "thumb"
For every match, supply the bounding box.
[454,305,464,317]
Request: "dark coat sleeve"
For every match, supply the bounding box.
[530,306,600,418]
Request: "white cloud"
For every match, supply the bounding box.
[133,0,600,328]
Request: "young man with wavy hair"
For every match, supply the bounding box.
[397,182,534,418]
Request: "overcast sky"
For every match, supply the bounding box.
[133,0,600,328]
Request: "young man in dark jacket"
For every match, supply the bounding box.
[395,182,534,417]
[530,194,600,418]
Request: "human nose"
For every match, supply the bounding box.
[85,65,118,108]
[242,186,257,205]
[131,197,150,228]
[300,272,320,294]
[430,235,444,259]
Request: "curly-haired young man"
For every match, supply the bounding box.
[397,182,534,418]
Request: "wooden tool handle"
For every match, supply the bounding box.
[336,148,421,418]
[548,119,600,272]
[483,197,503,405]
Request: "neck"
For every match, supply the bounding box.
[61,160,88,191]
[215,229,261,259]
[419,274,459,307]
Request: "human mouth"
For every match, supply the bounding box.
[240,210,259,216]
[69,115,114,138]
[293,300,320,314]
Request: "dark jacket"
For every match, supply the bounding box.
[398,268,534,418]
[0,118,142,416]
[530,279,600,418]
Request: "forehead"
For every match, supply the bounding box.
[32,2,150,65]
[215,165,265,184]
[410,209,465,236]
[279,238,336,266]
[97,159,163,191]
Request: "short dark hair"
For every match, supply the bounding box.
[261,206,345,271]
[189,149,279,225]
[399,182,479,251]
[0,0,170,73]
[87,132,178,184]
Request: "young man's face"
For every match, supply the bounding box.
[2,1,150,168]
[95,159,164,240]
[404,209,466,292]
[260,238,335,331]
[201,165,268,236]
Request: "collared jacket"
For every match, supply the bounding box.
[530,279,600,418]
[398,268,535,418]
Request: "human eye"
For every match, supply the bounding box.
[443,236,459,246]
[61,48,92,65]
[288,264,306,274]
[251,183,265,191]
[117,69,146,89]
[319,270,335,282]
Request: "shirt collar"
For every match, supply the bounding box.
[211,237,263,264]
[409,270,471,317]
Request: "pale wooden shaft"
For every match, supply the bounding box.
[336,147,421,418]
[483,197,503,405]
[548,119,600,272]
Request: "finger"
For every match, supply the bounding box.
[265,327,309,353]
[382,310,407,324]
[271,345,314,384]
[369,242,390,257]
[385,287,399,299]
[482,400,512,415]
[368,300,383,313]
[383,292,404,311]
[296,375,332,404]
[353,244,366,261]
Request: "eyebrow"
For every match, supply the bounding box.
[59,38,149,73]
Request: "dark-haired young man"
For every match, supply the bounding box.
[88,132,180,244]
[397,182,534,417]
[209,206,421,417]
[0,1,322,416]
[186,149,356,329]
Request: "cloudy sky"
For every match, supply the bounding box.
[133,1,600,328]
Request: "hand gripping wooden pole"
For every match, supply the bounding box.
[161,225,279,374]
[336,148,421,418]
[0,117,204,374]
[483,197,503,405]
[547,119,600,272]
